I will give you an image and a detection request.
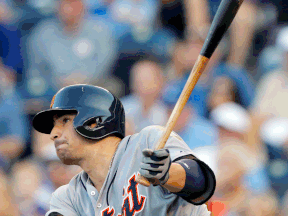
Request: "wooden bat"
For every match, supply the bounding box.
[136,0,245,187]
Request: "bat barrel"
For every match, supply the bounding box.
[201,0,244,58]
[136,0,245,187]
[155,55,209,150]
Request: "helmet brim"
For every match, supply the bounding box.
[33,109,78,134]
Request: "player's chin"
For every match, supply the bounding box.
[57,153,78,165]
[60,157,76,165]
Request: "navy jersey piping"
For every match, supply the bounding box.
[106,135,132,206]
[80,176,87,191]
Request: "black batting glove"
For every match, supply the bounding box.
[139,149,171,186]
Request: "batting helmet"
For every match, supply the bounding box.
[33,84,125,140]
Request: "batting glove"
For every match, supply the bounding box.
[139,149,171,186]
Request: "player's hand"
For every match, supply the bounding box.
[139,149,171,186]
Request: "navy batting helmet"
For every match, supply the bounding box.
[33,84,125,140]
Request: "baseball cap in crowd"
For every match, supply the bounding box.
[276,26,288,52]
[260,117,288,147]
[260,117,288,183]
[210,102,251,134]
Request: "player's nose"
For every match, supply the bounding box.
[50,125,63,141]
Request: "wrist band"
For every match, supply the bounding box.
[175,159,206,199]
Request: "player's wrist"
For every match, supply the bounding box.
[159,172,169,185]
[161,163,186,193]
[174,159,206,198]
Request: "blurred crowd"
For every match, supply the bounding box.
[1,0,288,215]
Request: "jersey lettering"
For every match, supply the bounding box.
[122,174,146,216]
[102,207,115,216]
[101,173,146,216]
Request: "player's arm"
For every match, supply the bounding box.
[139,149,215,204]
[162,161,191,192]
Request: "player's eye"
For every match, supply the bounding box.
[63,118,70,124]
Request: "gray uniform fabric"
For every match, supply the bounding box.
[45,125,213,216]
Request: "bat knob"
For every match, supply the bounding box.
[136,174,151,187]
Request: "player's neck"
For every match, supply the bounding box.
[78,136,121,191]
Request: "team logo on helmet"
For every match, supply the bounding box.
[50,95,56,109]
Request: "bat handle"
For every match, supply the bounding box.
[135,56,209,187]
[136,149,153,186]
[135,174,151,187]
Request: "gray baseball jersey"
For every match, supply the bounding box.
[45,125,214,216]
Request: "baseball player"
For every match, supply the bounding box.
[33,84,216,216]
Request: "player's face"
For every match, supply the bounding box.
[50,113,85,165]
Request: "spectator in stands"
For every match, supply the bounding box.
[248,193,279,216]
[211,64,255,112]
[210,144,278,216]
[211,144,255,215]
[25,0,118,113]
[163,38,255,118]
[281,190,288,215]
[11,160,45,215]
[260,117,288,201]
[87,0,129,39]
[162,38,211,117]
[0,59,28,173]
[210,102,252,144]
[110,0,159,31]
[185,0,259,68]
[10,0,53,85]
[109,0,175,95]
[0,25,22,77]
[121,60,168,133]
[207,76,235,114]
[0,0,25,84]
[251,26,288,119]
[210,102,270,195]
[162,94,218,151]
[0,169,19,215]
[160,0,187,39]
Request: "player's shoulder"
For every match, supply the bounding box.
[133,125,188,151]
[140,125,165,133]
[137,125,166,141]
[52,171,84,199]
[139,125,184,142]
[52,184,70,200]
[68,170,86,191]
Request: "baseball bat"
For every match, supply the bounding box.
[136,0,245,187]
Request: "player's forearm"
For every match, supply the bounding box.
[162,163,186,193]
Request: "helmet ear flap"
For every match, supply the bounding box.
[83,117,103,131]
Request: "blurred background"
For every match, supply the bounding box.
[1,0,288,215]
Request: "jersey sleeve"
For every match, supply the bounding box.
[143,125,216,205]
[45,185,78,216]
